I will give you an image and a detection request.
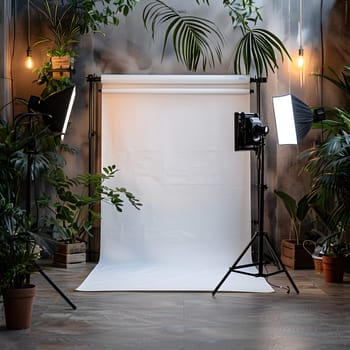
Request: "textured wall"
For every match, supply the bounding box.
[5,0,347,250]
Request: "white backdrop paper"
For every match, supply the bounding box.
[77,75,273,292]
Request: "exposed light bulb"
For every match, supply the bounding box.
[25,47,34,69]
[297,48,304,69]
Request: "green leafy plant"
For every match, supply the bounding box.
[31,0,139,52]
[314,65,350,96]
[274,190,311,245]
[32,0,291,88]
[38,164,142,243]
[143,0,291,75]
[0,115,60,294]
[0,199,40,295]
[233,28,291,77]
[34,59,74,98]
[70,0,140,34]
[31,0,139,96]
[297,66,350,258]
[312,108,350,137]
[320,223,348,257]
[223,0,291,77]
[301,131,350,232]
[31,0,80,54]
[308,204,348,258]
[143,0,224,71]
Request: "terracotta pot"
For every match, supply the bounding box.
[4,284,36,330]
[322,255,345,283]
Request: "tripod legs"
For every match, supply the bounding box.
[212,231,258,296]
[212,231,299,296]
[35,263,77,310]
[262,233,299,294]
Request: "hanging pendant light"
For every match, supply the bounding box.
[25,0,34,69]
[297,47,304,69]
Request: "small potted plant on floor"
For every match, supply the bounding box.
[0,116,50,330]
[0,200,40,330]
[319,223,349,283]
[274,189,315,269]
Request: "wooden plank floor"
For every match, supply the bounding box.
[1,262,350,350]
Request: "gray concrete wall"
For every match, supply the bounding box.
[2,0,347,250]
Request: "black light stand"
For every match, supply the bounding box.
[212,113,299,296]
[16,112,77,310]
[86,74,102,262]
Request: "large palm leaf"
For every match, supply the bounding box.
[233,28,291,77]
[143,0,224,71]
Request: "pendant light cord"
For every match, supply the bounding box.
[27,0,31,50]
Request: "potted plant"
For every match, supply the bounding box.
[310,221,349,283]
[31,0,140,97]
[300,106,350,280]
[274,189,315,269]
[318,222,349,283]
[302,131,350,280]
[31,0,290,95]
[0,116,55,329]
[38,164,142,267]
[143,0,291,75]
[0,199,39,330]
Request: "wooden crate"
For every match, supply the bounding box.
[280,239,314,270]
[53,242,86,268]
[51,55,72,79]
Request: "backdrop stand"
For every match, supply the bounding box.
[212,134,299,295]
[86,74,102,262]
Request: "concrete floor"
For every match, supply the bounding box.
[1,262,350,350]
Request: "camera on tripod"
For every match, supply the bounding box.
[234,112,269,151]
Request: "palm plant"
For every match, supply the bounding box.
[32,0,291,83]
[223,0,291,77]
[143,0,224,71]
[301,69,350,231]
[312,108,350,137]
[296,66,350,259]
[143,0,291,75]
[301,131,350,232]
[274,190,311,245]
[314,65,350,97]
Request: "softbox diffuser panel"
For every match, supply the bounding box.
[273,94,313,144]
[38,85,76,139]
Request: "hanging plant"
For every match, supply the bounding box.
[223,0,291,77]
[31,0,291,85]
[142,0,224,72]
[143,0,291,75]
[233,28,291,77]
[31,0,140,97]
